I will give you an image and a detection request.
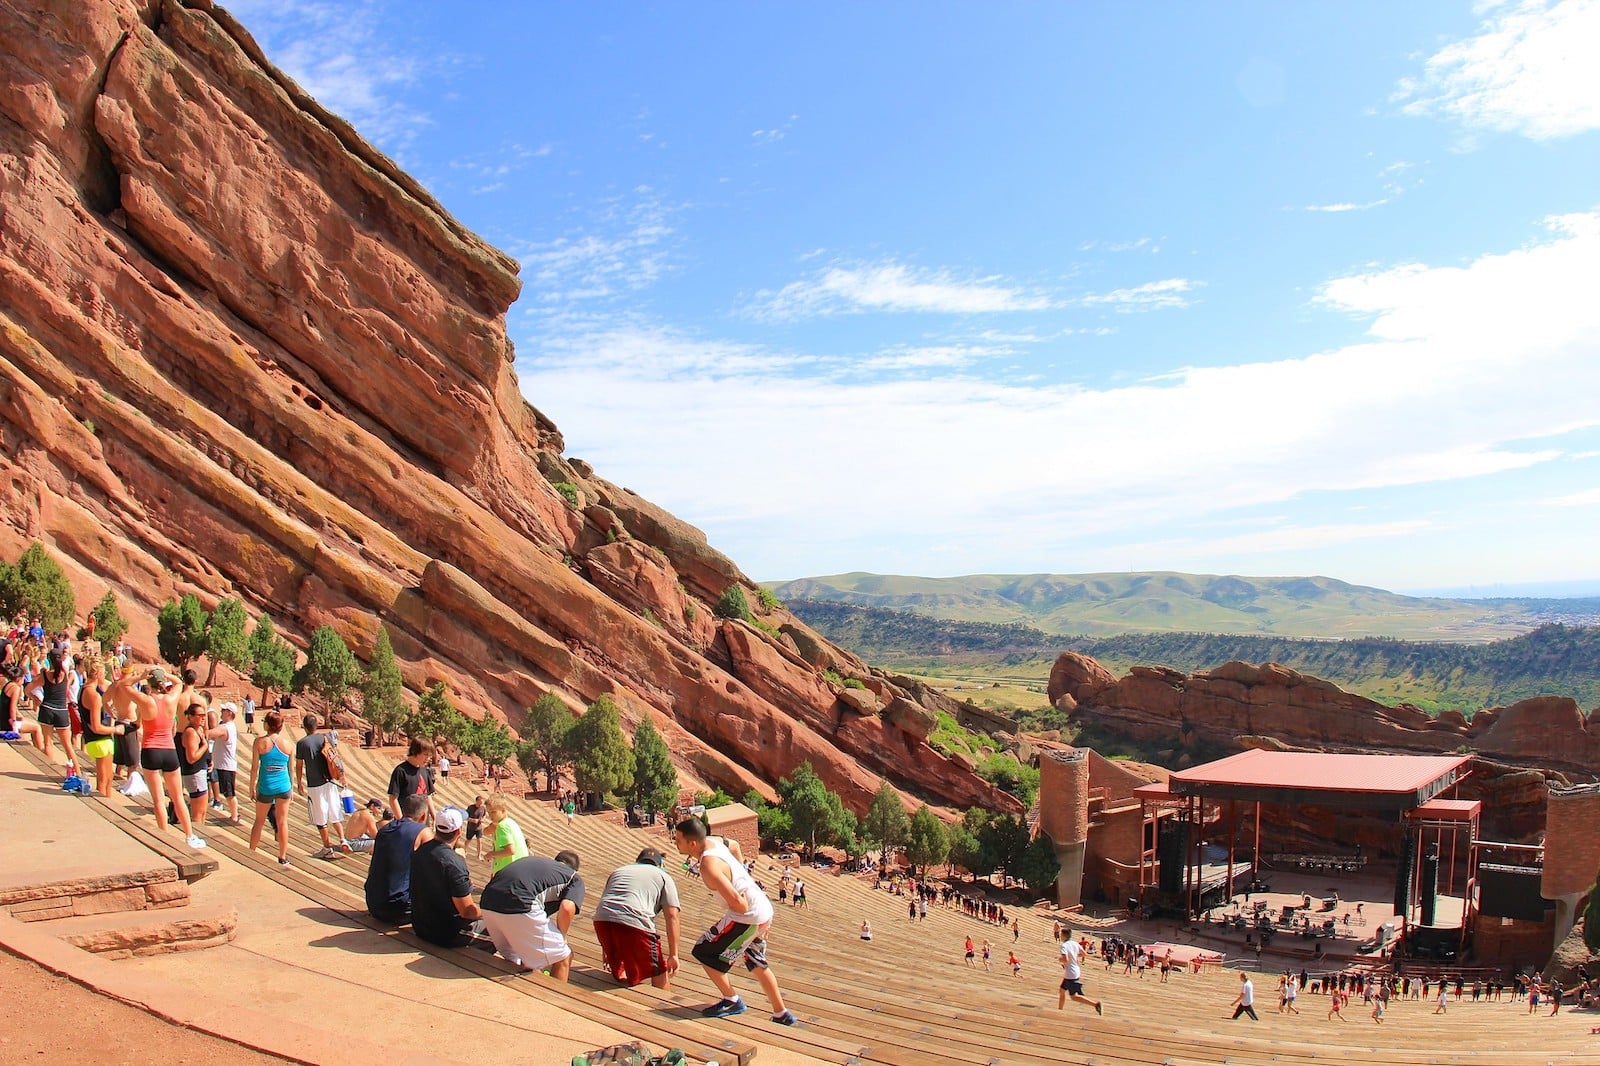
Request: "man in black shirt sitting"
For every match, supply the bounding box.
[409,808,483,947]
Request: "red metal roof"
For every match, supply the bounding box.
[1170,750,1471,801]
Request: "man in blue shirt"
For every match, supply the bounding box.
[365,795,428,923]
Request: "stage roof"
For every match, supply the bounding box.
[1166,750,1471,812]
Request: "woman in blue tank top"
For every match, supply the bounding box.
[249,709,294,865]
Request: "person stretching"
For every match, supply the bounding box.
[672,817,796,1026]
[106,666,204,849]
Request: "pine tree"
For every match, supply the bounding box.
[157,593,210,670]
[566,694,634,801]
[462,716,516,776]
[247,615,296,705]
[203,596,251,686]
[1016,830,1062,894]
[630,716,678,816]
[904,805,950,876]
[862,781,911,867]
[90,591,129,646]
[407,681,467,750]
[359,627,408,744]
[294,624,360,708]
[0,543,76,632]
[522,692,575,792]
[777,761,855,859]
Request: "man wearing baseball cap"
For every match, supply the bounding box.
[592,847,682,989]
[408,807,483,947]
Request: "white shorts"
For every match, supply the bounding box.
[480,907,571,971]
[307,782,343,828]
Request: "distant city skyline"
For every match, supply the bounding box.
[231,1,1600,590]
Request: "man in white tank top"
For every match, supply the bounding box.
[672,817,797,1026]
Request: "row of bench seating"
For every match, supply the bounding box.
[44,731,1600,1066]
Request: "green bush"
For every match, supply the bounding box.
[757,587,783,611]
[552,481,580,507]
[928,710,979,757]
[715,586,753,622]
[842,677,866,690]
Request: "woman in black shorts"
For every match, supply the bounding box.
[33,649,75,767]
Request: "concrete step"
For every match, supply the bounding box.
[40,901,238,958]
[2,866,189,923]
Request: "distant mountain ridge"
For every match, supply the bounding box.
[766,570,1600,642]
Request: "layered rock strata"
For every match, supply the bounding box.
[0,0,1019,818]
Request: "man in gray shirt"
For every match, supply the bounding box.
[593,847,682,988]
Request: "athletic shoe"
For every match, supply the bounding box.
[701,998,746,1019]
[277,857,291,866]
[1095,1002,1104,1016]
[186,836,207,850]
[771,1010,798,1026]
[312,846,334,859]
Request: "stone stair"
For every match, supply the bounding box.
[4,742,237,957]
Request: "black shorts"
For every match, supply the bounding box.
[38,704,70,729]
[1061,978,1085,996]
[216,770,237,798]
[465,825,482,840]
[141,747,181,773]
[691,920,769,974]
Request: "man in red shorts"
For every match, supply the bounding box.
[592,847,682,989]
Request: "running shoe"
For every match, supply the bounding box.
[771,1010,798,1026]
[186,836,207,850]
[700,998,746,1018]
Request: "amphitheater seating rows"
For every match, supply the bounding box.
[37,731,1600,1066]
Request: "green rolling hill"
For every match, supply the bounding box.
[767,570,1600,642]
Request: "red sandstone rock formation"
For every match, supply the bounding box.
[1047,652,1600,779]
[0,0,1020,819]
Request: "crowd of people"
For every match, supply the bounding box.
[7,610,1597,1045]
[358,778,800,1026]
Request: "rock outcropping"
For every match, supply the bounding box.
[1048,651,1600,779]
[0,0,1019,818]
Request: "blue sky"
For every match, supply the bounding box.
[228,1,1600,593]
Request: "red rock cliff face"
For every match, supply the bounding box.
[1047,652,1600,780]
[0,0,1019,819]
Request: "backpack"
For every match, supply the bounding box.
[321,731,345,783]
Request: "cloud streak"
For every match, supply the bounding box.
[1395,0,1600,140]
[225,0,432,153]
[747,261,1055,319]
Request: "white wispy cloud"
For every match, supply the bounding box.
[1395,0,1600,140]
[752,115,800,144]
[514,195,677,305]
[1305,200,1389,213]
[1074,277,1199,311]
[521,210,1600,578]
[746,261,1055,319]
[226,0,432,154]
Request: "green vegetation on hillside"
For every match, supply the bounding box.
[789,599,1600,711]
[768,570,1600,642]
